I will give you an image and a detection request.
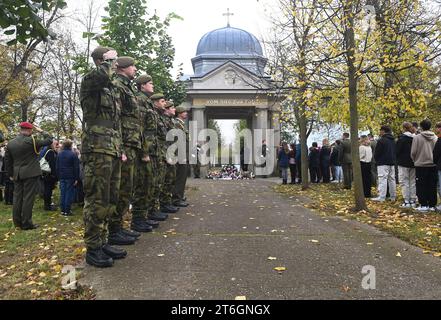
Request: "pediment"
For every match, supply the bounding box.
[189,61,270,90]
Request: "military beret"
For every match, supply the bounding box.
[165,101,175,108]
[150,93,165,101]
[134,74,152,85]
[19,122,33,129]
[116,56,135,68]
[91,46,111,59]
[175,106,188,114]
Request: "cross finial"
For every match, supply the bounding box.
[223,8,234,27]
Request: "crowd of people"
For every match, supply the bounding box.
[0,46,193,268]
[278,120,441,212]
[206,165,255,180]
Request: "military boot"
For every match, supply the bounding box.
[120,228,141,239]
[145,219,160,229]
[148,211,168,221]
[102,244,127,260]
[131,218,153,233]
[86,248,113,268]
[173,200,189,207]
[108,231,136,245]
[161,204,179,213]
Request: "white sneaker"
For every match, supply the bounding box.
[428,207,436,212]
[415,206,429,212]
[400,202,411,208]
[436,205,441,211]
[410,201,417,208]
[371,197,385,202]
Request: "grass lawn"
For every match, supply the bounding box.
[0,188,94,300]
[275,183,441,257]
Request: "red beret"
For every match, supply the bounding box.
[19,122,33,129]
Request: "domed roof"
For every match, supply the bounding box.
[196,26,264,56]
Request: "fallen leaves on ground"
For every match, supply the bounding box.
[274,183,441,258]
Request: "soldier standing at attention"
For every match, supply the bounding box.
[159,101,179,214]
[108,57,152,243]
[172,106,190,207]
[131,74,161,229]
[4,122,53,230]
[148,93,169,222]
[80,46,126,268]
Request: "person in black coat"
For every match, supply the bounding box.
[396,122,417,207]
[309,142,320,183]
[373,126,397,202]
[320,139,331,183]
[41,141,58,211]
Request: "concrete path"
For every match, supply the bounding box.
[81,178,441,300]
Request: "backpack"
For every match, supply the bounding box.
[33,137,51,174]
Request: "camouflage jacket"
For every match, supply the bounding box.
[136,91,159,157]
[112,74,142,154]
[80,62,122,157]
[157,111,171,160]
[175,117,189,161]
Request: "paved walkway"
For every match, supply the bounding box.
[81,178,441,299]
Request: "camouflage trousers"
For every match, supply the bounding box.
[109,148,138,232]
[131,155,155,218]
[83,153,121,250]
[160,163,176,207]
[152,157,166,212]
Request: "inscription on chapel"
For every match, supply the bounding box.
[196,98,266,106]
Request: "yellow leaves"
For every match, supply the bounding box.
[274,267,286,272]
[309,239,320,244]
[396,252,402,257]
[267,257,277,261]
[235,296,247,300]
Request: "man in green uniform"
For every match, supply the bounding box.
[159,101,179,214]
[148,93,170,221]
[172,106,189,207]
[131,74,160,229]
[108,57,152,241]
[4,122,53,230]
[339,132,353,189]
[80,46,126,268]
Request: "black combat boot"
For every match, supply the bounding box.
[120,228,141,239]
[107,231,136,245]
[161,204,179,213]
[148,211,168,221]
[131,218,153,233]
[145,219,160,229]
[86,248,113,268]
[173,200,189,207]
[102,244,127,260]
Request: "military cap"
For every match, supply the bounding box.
[116,56,135,68]
[175,106,188,114]
[150,93,165,101]
[134,74,152,85]
[91,46,111,59]
[19,122,33,129]
[165,101,174,108]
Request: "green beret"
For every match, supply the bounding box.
[91,46,111,59]
[165,101,174,108]
[175,106,188,114]
[116,56,135,68]
[134,74,152,85]
[150,93,165,101]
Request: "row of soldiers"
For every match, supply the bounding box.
[81,46,190,268]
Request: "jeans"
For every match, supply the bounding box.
[60,179,76,214]
[398,166,417,203]
[377,165,396,200]
[334,166,342,182]
[281,167,288,182]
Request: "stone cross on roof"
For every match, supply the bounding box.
[223,8,234,27]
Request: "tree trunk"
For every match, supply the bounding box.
[345,1,367,211]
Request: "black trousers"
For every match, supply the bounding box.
[321,164,331,183]
[361,161,372,198]
[173,164,189,202]
[309,166,320,183]
[4,180,14,204]
[289,164,296,183]
[415,166,437,207]
[43,176,57,208]
[297,160,302,182]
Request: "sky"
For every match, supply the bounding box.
[66,0,277,145]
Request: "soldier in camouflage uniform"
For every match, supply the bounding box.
[159,101,179,213]
[172,106,190,207]
[148,93,170,221]
[80,46,126,268]
[130,74,161,228]
[108,57,152,243]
